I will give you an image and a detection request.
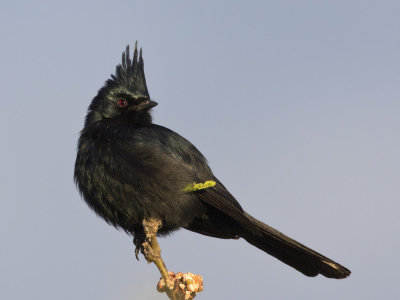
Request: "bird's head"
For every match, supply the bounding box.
[85,42,158,126]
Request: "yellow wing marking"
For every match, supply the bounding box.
[183,180,216,192]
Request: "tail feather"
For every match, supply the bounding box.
[242,213,351,279]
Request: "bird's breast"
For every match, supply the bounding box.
[74,130,205,234]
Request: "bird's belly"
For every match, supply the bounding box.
[75,148,204,234]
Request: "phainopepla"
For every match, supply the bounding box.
[74,43,350,279]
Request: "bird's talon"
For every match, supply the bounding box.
[135,247,140,260]
[133,234,146,260]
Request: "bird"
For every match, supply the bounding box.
[74,42,351,279]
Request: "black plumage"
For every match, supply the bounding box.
[74,43,351,279]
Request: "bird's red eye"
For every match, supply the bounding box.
[117,98,128,107]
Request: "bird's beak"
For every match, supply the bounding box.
[135,99,158,111]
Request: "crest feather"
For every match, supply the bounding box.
[112,41,149,96]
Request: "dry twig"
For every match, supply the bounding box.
[140,218,203,300]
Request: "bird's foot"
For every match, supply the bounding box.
[140,218,162,263]
[133,234,146,260]
[140,235,161,263]
[139,218,172,286]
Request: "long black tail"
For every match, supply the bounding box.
[241,213,351,279]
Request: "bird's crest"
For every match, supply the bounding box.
[111,41,149,97]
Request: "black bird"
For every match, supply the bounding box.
[74,43,350,279]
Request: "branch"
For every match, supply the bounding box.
[140,218,204,300]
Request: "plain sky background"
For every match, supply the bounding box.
[1,1,399,299]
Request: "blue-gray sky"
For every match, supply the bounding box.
[1,1,399,299]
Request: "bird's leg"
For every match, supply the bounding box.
[140,218,173,288]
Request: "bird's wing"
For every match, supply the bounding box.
[124,125,350,279]
[133,125,253,227]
